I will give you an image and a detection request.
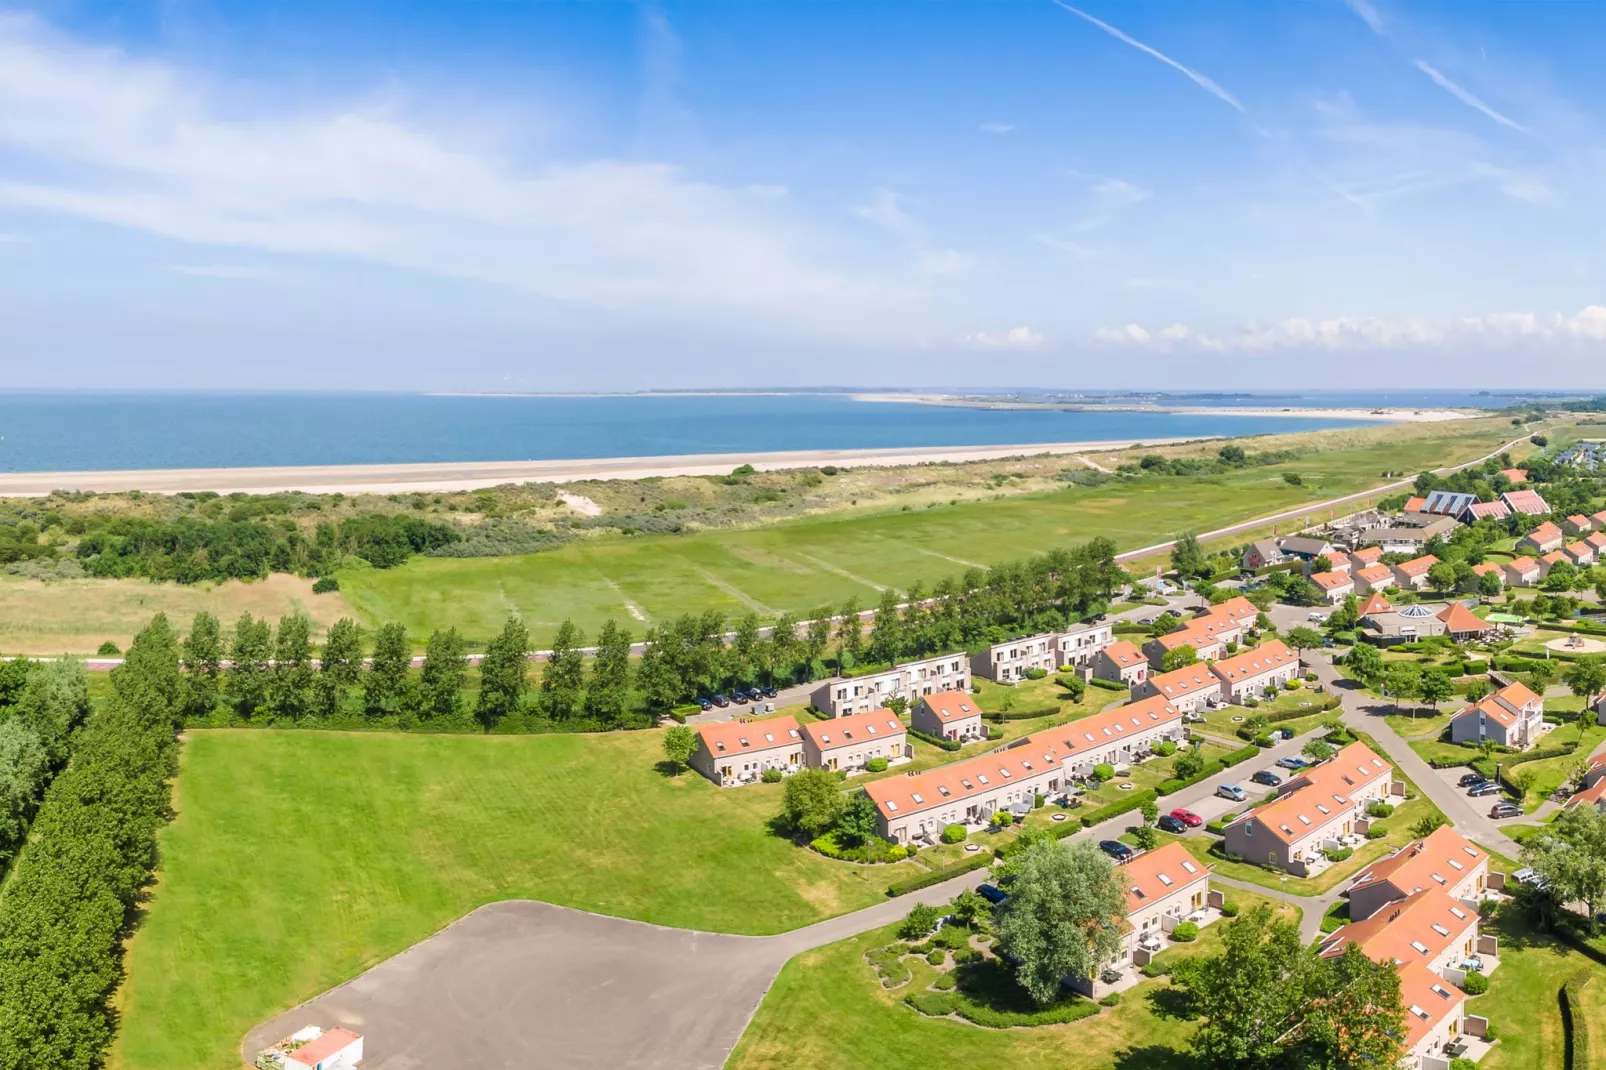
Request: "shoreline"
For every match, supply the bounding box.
[0,438,1214,496]
[847,394,1476,422]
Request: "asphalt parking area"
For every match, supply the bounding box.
[242,901,793,1070]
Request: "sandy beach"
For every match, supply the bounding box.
[0,438,1210,496]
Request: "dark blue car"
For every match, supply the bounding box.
[977,883,1008,904]
[1098,839,1136,863]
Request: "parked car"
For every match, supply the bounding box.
[1098,840,1136,862]
[711,693,730,708]
[1276,756,1310,771]
[1458,772,1485,787]
[1100,967,1124,985]
[1216,784,1248,802]
[1307,612,1328,622]
[1137,616,1157,625]
[977,883,1008,905]
[1169,808,1203,828]
[1468,781,1503,798]
[1251,769,1283,787]
[1489,802,1523,819]
[1157,815,1188,833]
[761,685,778,698]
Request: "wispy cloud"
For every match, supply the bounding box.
[959,326,1044,348]
[170,263,290,281]
[1414,60,1528,134]
[1095,306,1606,351]
[1050,1,1246,115]
[979,122,1015,134]
[853,188,918,235]
[1342,0,1386,36]
[1091,178,1150,206]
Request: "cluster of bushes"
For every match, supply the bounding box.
[426,517,571,558]
[909,727,965,751]
[986,705,1060,723]
[811,830,910,864]
[1157,744,1259,795]
[0,616,183,1067]
[1324,845,1354,863]
[1087,676,1128,690]
[904,958,1102,1028]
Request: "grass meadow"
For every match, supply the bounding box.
[110,728,919,1070]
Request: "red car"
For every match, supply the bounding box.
[1169,808,1203,828]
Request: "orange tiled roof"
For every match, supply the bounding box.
[697,715,802,756]
[1121,841,1207,913]
[1102,641,1145,668]
[1227,741,1391,844]
[1210,640,1297,684]
[918,691,981,723]
[1436,603,1490,634]
[1310,570,1352,591]
[1393,555,1438,577]
[1351,825,1487,901]
[800,714,905,752]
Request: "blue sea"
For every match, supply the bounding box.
[0,391,1500,473]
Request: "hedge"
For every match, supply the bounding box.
[987,705,1060,722]
[904,989,1100,1028]
[1081,788,1159,827]
[1562,967,1593,1070]
[1088,676,1129,690]
[0,617,183,1068]
[886,852,995,897]
[909,727,963,752]
[1507,740,1580,768]
[1157,744,1259,795]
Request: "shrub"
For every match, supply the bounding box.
[1284,678,1302,690]
[1244,697,1260,708]
[932,971,958,990]
[941,823,967,844]
[1092,763,1116,782]
[1088,676,1127,690]
[94,639,121,656]
[1099,992,1122,1006]
[865,944,912,988]
[1154,740,1177,757]
[761,767,783,783]
[1024,667,1047,680]
[990,810,1015,829]
[1170,921,1199,942]
[1365,823,1387,839]
[926,947,946,966]
[1324,845,1354,862]
[1366,801,1395,818]
[886,853,994,897]
[897,903,942,940]
[909,727,963,751]
[1449,1060,1477,1070]
[951,947,980,965]
[1253,733,1275,748]
[1461,971,1489,995]
[312,575,340,593]
[1219,901,1240,917]
[1034,792,1045,808]
[864,756,889,773]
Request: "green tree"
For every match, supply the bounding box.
[1149,611,1181,638]
[476,616,531,730]
[836,791,880,846]
[0,720,49,869]
[833,598,863,668]
[866,587,905,666]
[1528,659,1555,694]
[1545,559,1579,592]
[1302,739,1335,763]
[1427,561,1458,591]
[1464,678,1491,703]
[1285,626,1322,654]
[731,612,761,687]
[1218,444,1246,465]
[636,629,681,711]
[1344,642,1384,683]
[767,612,799,684]
[1419,669,1454,711]
[225,612,272,720]
[586,618,633,726]
[8,657,89,765]
[661,724,696,774]
[418,627,468,722]
[779,766,845,838]
[951,887,989,929]
[269,613,315,721]
[1131,824,1159,851]
[180,611,223,721]
[314,617,363,719]
[1162,644,1199,672]
[1171,531,1207,580]
[1521,805,1606,930]
[542,619,587,720]
[1411,812,1447,840]
[1140,799,1159,825]
[803,609,832,680]
[1479,569,1504,598]
[1564,655,1606,709]
[1173,903,1312,1069]
[1173,746,1207,781]
[995,839,1128,1006]
[1297,944,1405,1069]
[1382,662,1421,715]
[364,622,411,719]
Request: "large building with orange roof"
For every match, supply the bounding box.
[1073,840,1212,997]
[1448,681,1544,750]
[690,716,805,787]
[1208,639,1301,703]
[1224,741,1395,873]
[1347,825,1492,921]
[1094,640,1148,687]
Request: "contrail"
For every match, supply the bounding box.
[1415,60,1527,133]
[1051,1,1246,114]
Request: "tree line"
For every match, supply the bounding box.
[0,617,183,1069]
[0,658,91,878]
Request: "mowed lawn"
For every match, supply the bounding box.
[336,424,1515,646]
[112,729,918,1070]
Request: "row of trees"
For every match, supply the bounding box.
[0,659,91,875]
[0,616,184,1068]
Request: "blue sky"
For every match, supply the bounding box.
[1,0,1604,390]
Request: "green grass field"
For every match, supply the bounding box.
[111,729,920,1070]
[335,422,1520,645]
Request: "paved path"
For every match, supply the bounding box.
[1205,874,1339,945]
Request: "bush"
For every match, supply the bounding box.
[932,971,958,990]
[864,756,889,773]
[95,640,120,656]
[1461,971,1489,995]
[810,831,909,864]
[897,903,943,940]
[1561,969,1590,1070]
[1324,845,1354,862]
[1365,823,1387,839]
[1366,801,1395,818]
[951,947,980,965]
[886,852,994,897]
[1449,1060,1477,1070]
[941,823,967,844]
[1244,697,1260,708]
[1154,740,1177,757]
[1253,733,1275,748]
[1024,667,1047,680]
[1034,792,1045,808]
[909,726,963,752]
[1092,763,1116,782]
[311,575,340,593]
[761,767,783,783]
[1088,676,1127,690]
[926,947,946,966]
[1099,992,1122,1007]
[865,944,913,988]
[1284,678,1301,690]
[1170,921,1199,942]
[1219,901,1240,917]
[1080,789,1160,828]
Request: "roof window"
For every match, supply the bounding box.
[886,801,898,812]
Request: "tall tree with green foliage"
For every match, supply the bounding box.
[731,612,761,687]
[180,611,223,721]
[1419,669,1454,711]
[314,617,363,719]
[995,839,1128,1006]
[779,766,845,838]
[1172,903,1312,1069]
[1161,644,1198,672]
[476,616,531,730]
[834,598,863,667]
[418,627,469,722]
[767,612,798,684]
[542,619,587,720]
[9,657,89,765]
[1382,661,1421,714]
[1284,626,1322,654]
[1564,655,1606,710]
[225,612,272,720]
[364,622,411,719]
[866,588,905,666]
[661,724,696,774]
[1296,944,1405,1069]
[1522,805,1606,931]
[586,618,632,726]
[269,613,315,721]
[0,720,49,870]
[1171,531,1207,580]
[636,628,680,711]
[803,609,832,679]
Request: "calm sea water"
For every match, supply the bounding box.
[0,392,1419,472]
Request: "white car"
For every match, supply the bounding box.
[1307,612,1328,622]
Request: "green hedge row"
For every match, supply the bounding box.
[909,727,963,752]
[885,852,995,897]
[905,989,1100,1027]
[1562,967,1593,1070]
[1157,743,1259,795]
[1507,740,1581,768]
[1080,788,1159,827]
[1088,676,1130,690]
[0,617,183,1069]
[986,705,1061,722]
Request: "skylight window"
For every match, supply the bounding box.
[1298,815,1312,825]
[1410,941,1429,954]
[1431,984,1451,999]
[1431,923,1449,937]
[1316,805,1331,815]
[1462,846,1479,857]
[1431,873,1446,884]
[1158,873,1173,886]
[738,737,750,747]
[1181,861,1198,874]
[977,775,989,785]
[763,733,775,743]
[1000,768,1012,779]
[1449,907,1467,920]
[961,779,973,789]
[715,741,726,751]
[1449,860,1464,871]
[911,793,924,804]
[938,786,951,797]
[886,801,898,812]
[820,735,831,744]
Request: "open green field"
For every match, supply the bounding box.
[336,421,1522,645]
[111,729,918,1070]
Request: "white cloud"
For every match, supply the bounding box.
[979,122,1015,134]
[0,13,901,328]
[170,263,290,281]
[1091,177,1150,206]
[1414,60,1528,134]
[1050,1,1246,115]
[853,188,918,235]
[960,326,1043,348]
[920,248,975,276]
[1343,0,1386,36]
[1093,306,1606,351]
